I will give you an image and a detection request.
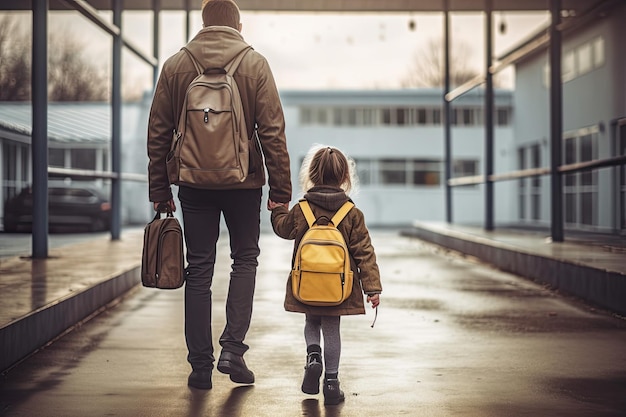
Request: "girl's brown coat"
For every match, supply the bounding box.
[271,197,382,316]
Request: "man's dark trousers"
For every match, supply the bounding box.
[178,186,262,372]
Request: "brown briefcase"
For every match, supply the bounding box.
[141,208,185,289]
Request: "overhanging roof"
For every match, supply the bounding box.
[0,0,597,12]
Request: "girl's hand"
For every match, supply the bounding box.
[366,294,380,308]
[267,199,288,210]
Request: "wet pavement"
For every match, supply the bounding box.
[1,231,625,416]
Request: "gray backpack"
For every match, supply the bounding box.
[167,46,251,187]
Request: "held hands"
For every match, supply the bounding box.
[267,199,288,211]
[367,294,380,308]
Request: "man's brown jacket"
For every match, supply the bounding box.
[147,26,291,204]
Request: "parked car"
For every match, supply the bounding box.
[3,183,111,233]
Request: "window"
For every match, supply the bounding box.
[518,148,526,220]
[563,127,599,228]
[496,108,510,126]
[49,148,65,168]
[453,159,479,188]
[417,108,427,125]
[593,37,605,68]
[577,42,592,75]
[382,108,392,125]
[395,108,406,126]
[411,160,441,186]
[71,149,97,170]
[432,108,442,125]
[562,50,576,82]
[300,108,312,124]
[380,159,406,185]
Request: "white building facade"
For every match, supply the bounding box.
[509,1,626,234]
[279,88,516,227]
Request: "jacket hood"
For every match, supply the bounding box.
[304,186,350,212]
[184,26,250,69]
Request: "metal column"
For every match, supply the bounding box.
[549,0,564,242]
[111,0,122,240]
[185,0,192,42]
[153,0,161,86]
[484,1,494,231]
[32,0,48,258]
[443,0,452,223]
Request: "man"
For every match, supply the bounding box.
[147,0,291,390]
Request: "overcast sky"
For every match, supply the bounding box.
[4,9,549,93]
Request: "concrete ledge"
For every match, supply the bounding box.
[402,222,626,317]
[0,267,140,373]
[0,230,144,373]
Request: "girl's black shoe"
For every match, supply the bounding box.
[323,378,345,405]
[301,352,323,394]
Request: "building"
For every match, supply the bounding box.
[505,0,626,234]
[280,88,515,227]
[0,98,152,227]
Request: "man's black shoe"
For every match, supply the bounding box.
[217,351,255,384]
[188,370,212,390]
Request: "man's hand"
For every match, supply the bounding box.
[154,199,176,212]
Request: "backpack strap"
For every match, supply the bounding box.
[299,200,354,228]
[182,46,251,76]
[299,200,316,228]
[181,47,203,75]
[331,201,354,226]
[225,47,252,76]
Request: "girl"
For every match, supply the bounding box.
[270,144,382,405]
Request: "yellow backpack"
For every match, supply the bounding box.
[291,200,355,306]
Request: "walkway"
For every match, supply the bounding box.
[0,229,625,416]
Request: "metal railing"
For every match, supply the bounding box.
[448,155,626,187]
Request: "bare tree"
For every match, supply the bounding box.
[401,38,481,88]
[0,16,31,100]
[0,15,108,102]
[48,29,108,101]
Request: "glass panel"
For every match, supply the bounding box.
[20,144,29,181]
[496,108,509,126]
[316,108,328,124]
[581,192,594,225]
[395,108,405,125]
[418,109,427,125]
[577,43,592,75]
[562,50,576,82]
[71,149,97,170]
[382,108,391,125]
[412,160,441,186]
[593,37,605,68]
[300,108,312,124]
[580,134,594,186]
[519,194,526,220]
[333,108,342,125]
[49,148,65,168]
[564,138,576,187]
[531,144,541,187]
[462,109,472,125]
[380,159,406,185]
[347,108,356,126]
[432,108,441,125]
[531,194,540,220]
[565,193,576,223]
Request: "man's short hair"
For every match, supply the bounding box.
[202,0,240,30]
